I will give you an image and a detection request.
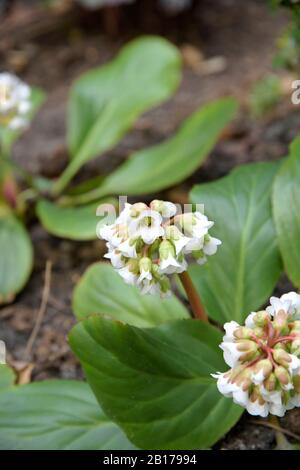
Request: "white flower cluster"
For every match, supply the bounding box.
[100,200,221,296]
[0,73,31,130]
[213,292,300,417]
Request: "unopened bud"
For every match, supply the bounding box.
[273,309,289,333]
[139,257,152,273]
[253,311,270,327]
[264,372,277,392]
[275,366,291,386]
[254,359,273,379]
[237,340,258,362]
[159,240,175,260]
[130,203,148,217]
[160,276,170,294]
[233,327,253,340]
[127,258,139,274]
[250,386,265,405]
[273,349,292,368]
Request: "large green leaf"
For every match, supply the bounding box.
[0,380,136,450]
[36,198,116,241]
[190,162,282,324]
[73,262,189,326]
[273,136,300,287]
[0,210,33,303]
[69,97,238,205]
[69,316,243,450]
[54,36,181,193]
[0,365,15,392]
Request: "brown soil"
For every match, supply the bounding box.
[1,0,300,450]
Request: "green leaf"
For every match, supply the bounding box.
[0,380,136,450]
[0,365,15,392]
[73,262,189,327]
[190,162,282,324]
[69,316,243,450]
[36,198,116,241]
[0,87,46,155]
[0,211,33,304]
[273,136,300,287]
[54,36,181,193]
[70,97,238,204]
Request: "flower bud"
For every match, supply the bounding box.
[139,257,152,273]
[253,310,270,327]
[253,359,273,380]
[150,200,176,218]
[233,327,253,340]
[130,203,148,217]
[274,366,291,386]
[264,372,277,392]
[159,240,176,260]
[273,349,292,368]
[127,258,140,274]
[236,340,258,362]
[273,309,289,333]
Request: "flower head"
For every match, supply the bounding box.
[0,73,31,130]
[213,292,300,417]
[100,200,221,296]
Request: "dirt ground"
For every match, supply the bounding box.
[1,0,300,450]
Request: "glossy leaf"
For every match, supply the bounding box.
[70,316,243,450]
[36,198,116,241]
[54,37,181,192]
[72,97,238,204]
[73,262,189,326]
[0,365,15,392]
[0,210,33,304]
[0,380,136,450]
[190,162,282,323]
[273,136,300,287]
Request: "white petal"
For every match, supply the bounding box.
[220,342,242,368]
[246,400,269,417]
[223,321,240,342]
[203,237,222,256]
[245,312,257,328]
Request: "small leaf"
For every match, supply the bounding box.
[54,36,181,192]
[273,136,300,287]
[0,211,33,303]
[0,365,15,392]
[36,198,116,241]
[73,262,189,326]
[73,97,238,203]
[69,316,243,450]
[0,380,136,450]
[190,162,282,323]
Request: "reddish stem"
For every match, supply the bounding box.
[179,271,208,322]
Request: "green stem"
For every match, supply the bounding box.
[52,158,82,196]
[179,271,208,322]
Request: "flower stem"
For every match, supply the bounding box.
[179,271,208,322]
[269,415,293,450]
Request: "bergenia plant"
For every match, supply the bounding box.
[0,36,237,304]
[3,135,300,448]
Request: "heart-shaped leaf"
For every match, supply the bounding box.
[54,36,181,193]
[273,136,300,287]
[0,210,33,304]
[69,316,243,450]
[73,263,189,326]
[190,162,282,324]
[70,97,238,204]
[36,198,116,241]
[0,380,136,450]
[0,365,15,392]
